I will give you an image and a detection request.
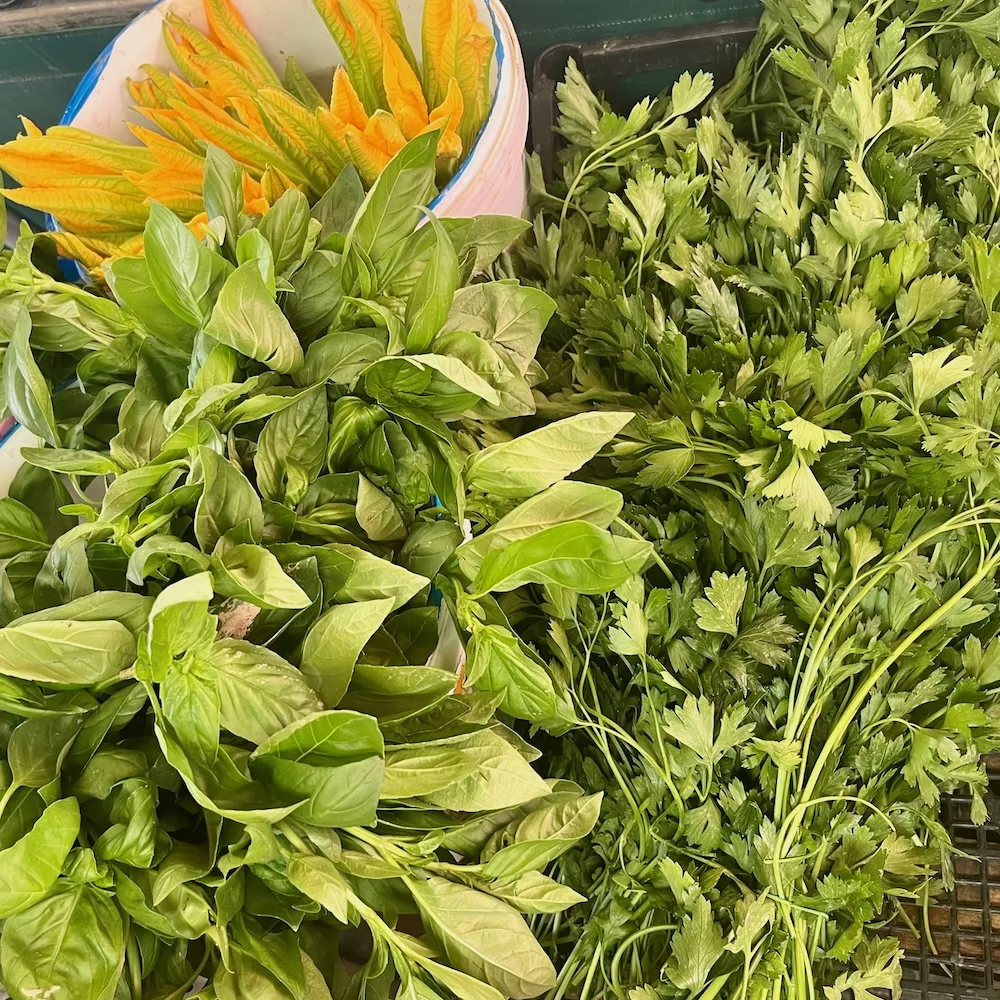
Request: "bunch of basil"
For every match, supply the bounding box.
[0,134,646,1000]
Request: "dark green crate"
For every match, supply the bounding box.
[0,1,150,142]
[502,0,762,84]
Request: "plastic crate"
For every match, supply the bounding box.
[529,16,759,178]
[507,0,760,92]
[0,1,148,143]
[888,757,1000,1000]
[527,21,1000,1000]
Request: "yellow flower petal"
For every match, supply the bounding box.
[366,0,417,70]
[312,0,358,79]
[136,63,183,106]
[17,117,42,138]
[126,165,203,197]
[344,110,405,185]
[226,95,283,146]
[315,108,353,167]
[0,134,154,186]
[163,16,211,86]
[243,173,269,214]
[164,12,217,57]
[257,87,347,183]
[127,124,206,176]
[135,107,203,151]
[425,76,464,159]
[331,66,368,130]
[421,0,494,151]
[127,77,160,109]
[169,75,237,127]
[169,100,304,184]
[187,51,260,103]
[47,232,106,270]
[382,35,428,139]
[5,185,150,229]
[144,189,204,217]
[339,0,390,111]
[203,0,282,88]
[186,212,213,240]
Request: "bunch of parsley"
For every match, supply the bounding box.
[511,0,1000,996]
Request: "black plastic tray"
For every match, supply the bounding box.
[527,21,1000,1000]
[890,760,1000,999]
[529,16,759,179]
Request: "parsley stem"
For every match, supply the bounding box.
[796,547,1000,835]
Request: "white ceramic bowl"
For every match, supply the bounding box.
[58,0,528,221]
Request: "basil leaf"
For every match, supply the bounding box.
[255,385,328,505]
[194,447,264,552]
[0,620,135,687]
[203,145,243,256]
[459,216,532,274]
[236,229,277,295]
[144,574,216,682]
[381,746,479,799]
[0,798,79,917]
[454,481,623,578]
[474,522,652,595]
[405,212,459,353]
[345,132,438,267]
[205,260,304,373]
[127,535,212,585]
[442,284,555,378]
[3,302,58,447]
[356,476,407,541]
[364,354,500,417]
[481,793,603,879]
[480,871,587,915]
[298,328,386,386]
[114,867,210,940]
[0,882,124,1000]
[286,250,345,339]
[251,711,385,826]
[465,625,575,731]
[325,543,429,609]
[211,544,311,610]
[201,639,321,744]
[104,255,197,346]
[8,464,74,543]
[20,447,120,476]
[300,598,394,706]
[285,854,352,923]
[155,721,303,824]
[254,753,384,827]
[260,188,312,276]
[99,461,180,523]
[424,731,551,812]
[408,875,557,999]
[312,164,365,240]
[0,498,49,558]
[466,412,635,498]
[143,202,216,327]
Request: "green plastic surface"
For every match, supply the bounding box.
[0,25,124,143]
[503,0,762,79]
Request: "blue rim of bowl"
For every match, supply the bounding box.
[0,416,21,450]
[48,0,507,283]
